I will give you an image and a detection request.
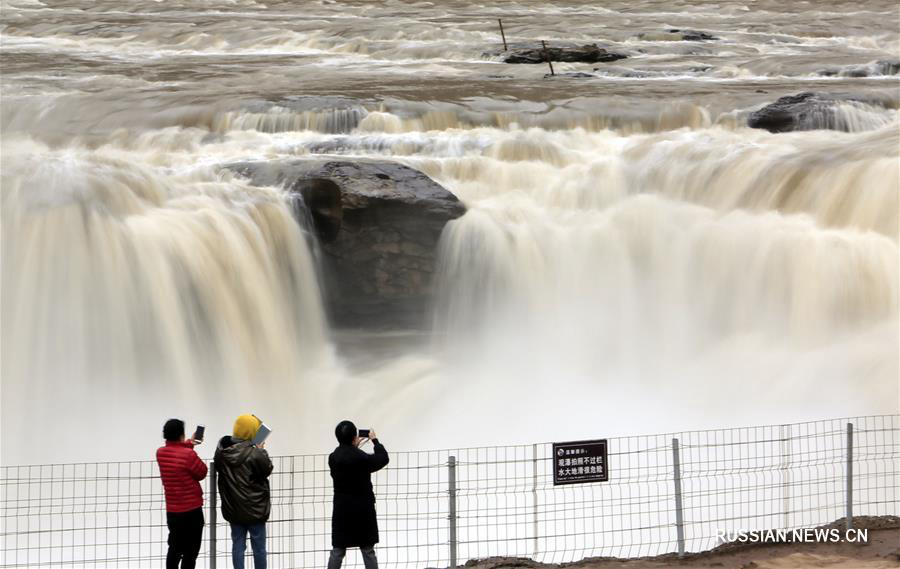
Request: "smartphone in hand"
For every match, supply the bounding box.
[252,423,272,446]
[358,429,371,439]
[193,425,205,443]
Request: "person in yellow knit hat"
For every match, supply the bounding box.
[232,414,262,441]
[214,414,273,569]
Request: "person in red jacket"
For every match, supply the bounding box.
[157,418,208,569]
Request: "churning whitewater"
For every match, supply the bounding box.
[1,0,898,464]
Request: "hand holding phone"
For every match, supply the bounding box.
[252,423,272,446]
[358,429,371,439]
[192,425,205,444]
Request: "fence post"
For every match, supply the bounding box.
[209,461,217,569]
[449,455,458,568]
[780,424,791,530]
[532,443,539,558]
[671,438,685,557]
[845,423,853,531]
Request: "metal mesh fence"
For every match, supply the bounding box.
[2,415,897,568]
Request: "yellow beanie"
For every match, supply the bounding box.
[233,414,262,441]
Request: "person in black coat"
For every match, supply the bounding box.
[327,420,389,569]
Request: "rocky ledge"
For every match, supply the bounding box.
[747,92,891,133]
[485,42,627,64]
[228,159,466,329]
[817,59,900,78]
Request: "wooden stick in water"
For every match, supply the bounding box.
[498,18,508,51]
[541,40,555,76]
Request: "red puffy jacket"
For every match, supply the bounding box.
[156,440,208,513]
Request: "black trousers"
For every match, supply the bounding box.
[166,507,204,569]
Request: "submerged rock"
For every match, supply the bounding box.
[875,60,900,75]
[486,42,627,64]
[215,96,371,134]
[545,71,596,78]
[227,159,466,329]
[669,29,719,41]
[746,92,891,133]
[637,29,719,41]
[817,60,900,78]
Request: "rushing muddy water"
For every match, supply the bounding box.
[2,0,898,464]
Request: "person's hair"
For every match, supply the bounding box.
[163,418,185,442]
[335,420,357,445]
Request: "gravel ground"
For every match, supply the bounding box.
[458,516,900,569]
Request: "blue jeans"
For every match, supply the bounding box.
[230,522,266,569]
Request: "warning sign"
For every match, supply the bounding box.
[552,439,608,485]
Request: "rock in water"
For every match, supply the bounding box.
[487,42,627,64]
[875,60,900,75]
[667,29,719,41]
[746,92,891,133]
[817,59,900,78]
[227,159,466,329]
[545,71,596,78]
[636,29,719,41]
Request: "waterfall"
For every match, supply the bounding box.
[1,137,331,463]
[420,123,898,441]
[2,0,898,463]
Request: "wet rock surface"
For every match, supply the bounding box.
[746,91,889,132]
[485,42,627,64]
[545,71,596,78]
[637,29,719,41]
[817,59,900,78]
[228,159,466,329]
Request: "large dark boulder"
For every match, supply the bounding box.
[485,42,627,64]
[227,159,466,329]
[746,92,889,133]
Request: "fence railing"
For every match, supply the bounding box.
[2,415,898,568]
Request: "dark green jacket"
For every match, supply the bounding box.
[214,436,273,524]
